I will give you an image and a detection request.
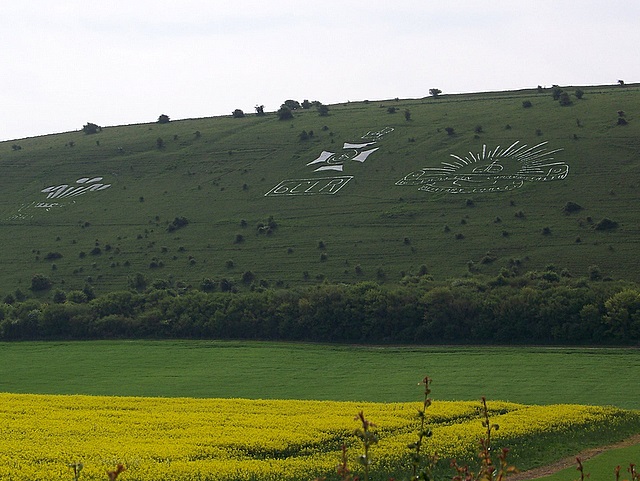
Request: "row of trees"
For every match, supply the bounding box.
[1,274,639,344]
[229,100,330,121]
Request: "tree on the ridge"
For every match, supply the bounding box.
[558,92,572,106]
[82,122,101,134]
[317,103,330,116]
[429,88,442,97]
[283,99,301,110]
[277,105,294,120]
[157,114,170,124]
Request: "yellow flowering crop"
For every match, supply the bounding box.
[0,393,637,481]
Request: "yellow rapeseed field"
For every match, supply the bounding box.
[0,393,638,481]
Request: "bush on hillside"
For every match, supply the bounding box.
[283,100,301,110]
[82,122,101,135]
[594,218,618,231]
[317,104,330,116]
[559,92,573,106]
[157,114,170,124]
[277,106,294,121]
[167,216,189,232]
[563,201,583,213]
[30,274,52,291]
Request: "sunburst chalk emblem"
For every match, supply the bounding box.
[396,141,568,194]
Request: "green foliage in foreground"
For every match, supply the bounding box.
[2,273,640,345]
[0,84,639,298]
[1,341,639,409]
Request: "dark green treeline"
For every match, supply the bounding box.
[1,273,639,344]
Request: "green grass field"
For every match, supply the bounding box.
[1,84,639,298]
[1,341,639,408]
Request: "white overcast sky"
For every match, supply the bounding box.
[1,1,639,141]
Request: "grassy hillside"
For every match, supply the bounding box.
[1,84,639,296]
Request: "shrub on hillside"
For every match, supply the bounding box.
[30,274,52,291]
[277,105,294,121]
[317,104,330,116]
[563,201,583,213]
[167,216,189,232]
[242,271,255,284]
[559,92,573,106]
[52,289,66,304]
[283,100,301,110]
[82,122,101,135]
[200,278,216,292]
[594,218,618,231]
[157,114,170,124]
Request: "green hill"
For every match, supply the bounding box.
[1,84,639,297]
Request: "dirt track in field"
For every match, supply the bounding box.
[508,433,640,480]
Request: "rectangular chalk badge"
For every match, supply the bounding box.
[265,176,353,196]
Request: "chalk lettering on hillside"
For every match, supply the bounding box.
[265,176,353,196]
[306,127,393,173]
[40,177,111,201]
[396,141,568,194]
[267,127,393,196]
[6,176,112,220]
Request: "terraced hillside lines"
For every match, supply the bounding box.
[0,84,639,295]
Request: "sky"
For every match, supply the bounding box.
[1,1,639,142]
